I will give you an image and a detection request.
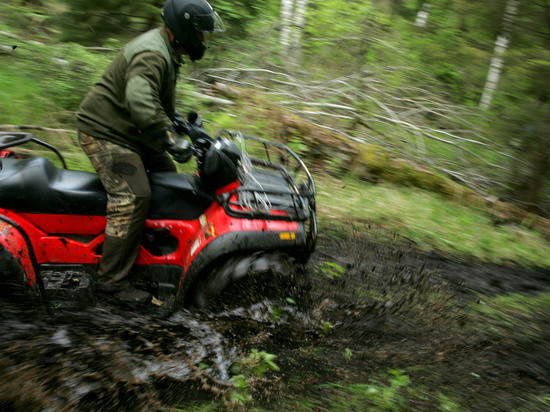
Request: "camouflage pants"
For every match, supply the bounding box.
[78,131,176,292]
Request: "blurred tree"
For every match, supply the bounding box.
[492,0,550,212]
[56,0,277,45]
[214,0,279,39]
[414,2,430,27]
[57,0,163,45]
[303,0,389,74]
[280,0,309,65]
[479,0,518,108]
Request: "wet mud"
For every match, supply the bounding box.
[1,223,549,411]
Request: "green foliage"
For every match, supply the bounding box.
[515,393,550,412]
[54,0,279,45]
[303,0,388,73]
[211,0,279,38]
[343,348,352,362]
[270,306,283,322]
[2,0,550,268]
[229,349,280,406]
[490,47,550,208]
[55,0,162,45]
[287,135,309,157]
[315,261,345,280]
[175,82,203,115]
[320,321,334,335]
[0,31,114,124]
[470,292,550,344]
[0,64,54,125]
[232,349,280,379]
[0,0,59,36]
[329,370,412,411]
[438,393,463,411]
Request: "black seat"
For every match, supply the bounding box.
[0,157,214,220]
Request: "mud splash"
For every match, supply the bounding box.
[1,224,549,411]
[0,303,239,410]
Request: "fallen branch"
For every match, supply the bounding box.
[191,92,235,106]
[293,110,354,120]
[0,125,75,134]
[85,47,115,52]
[0,30,18,39]
[280,101,357,111]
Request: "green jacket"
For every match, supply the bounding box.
[76,27,179,154]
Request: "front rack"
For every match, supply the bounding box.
[217,130,316,224]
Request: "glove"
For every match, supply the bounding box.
[167,138,193,163]
[172,110,190,136]
[152,127,192,163]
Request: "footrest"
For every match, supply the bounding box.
[41,267,94,304]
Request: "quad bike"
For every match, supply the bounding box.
[0,115,316,310]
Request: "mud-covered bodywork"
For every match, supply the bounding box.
[0,130,316,308]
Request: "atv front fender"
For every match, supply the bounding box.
[0,217,37,290]
[177,229,308,306]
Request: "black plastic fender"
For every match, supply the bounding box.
[177,228,309,306]
[0,216,42,299]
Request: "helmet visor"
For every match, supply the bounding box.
[192,11,225,32]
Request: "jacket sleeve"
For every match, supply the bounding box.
[124,51,173,139]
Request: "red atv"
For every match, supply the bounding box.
[0,117,316,310]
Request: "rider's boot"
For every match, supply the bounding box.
[97,235,151,303]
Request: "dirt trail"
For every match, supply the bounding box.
[0,224,549,411]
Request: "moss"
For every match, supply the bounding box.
[383,160,419,186]
[350,144,391,180]
[288,116,312,137]
[440,179,477,203]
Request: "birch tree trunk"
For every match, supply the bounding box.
[414,3,431,28]
[280,0,309,66]
[280,0,293,56]
[479,0,518,109]
[289,0,308,65]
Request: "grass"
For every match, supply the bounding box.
[0,64,55,126]
[316,174,550,267]
[471,292,550,344]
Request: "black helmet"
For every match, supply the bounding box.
[161,0,224,62]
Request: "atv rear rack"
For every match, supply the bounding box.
[0,132,68,168]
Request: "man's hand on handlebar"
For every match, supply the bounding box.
[160,127,193,164]
[167,138,193,163]
[168,111,214,164]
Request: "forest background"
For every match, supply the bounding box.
[1,0,550,263]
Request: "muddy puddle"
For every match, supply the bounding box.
[1,223,549,411]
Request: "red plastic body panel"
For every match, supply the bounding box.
[0,198,300,286]
[181,201,299,272]
[0,149,20,158]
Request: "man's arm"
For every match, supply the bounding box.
[124,50,173,141]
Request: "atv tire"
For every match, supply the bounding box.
[192,252,311,311]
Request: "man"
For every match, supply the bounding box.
[76,0,224,303]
